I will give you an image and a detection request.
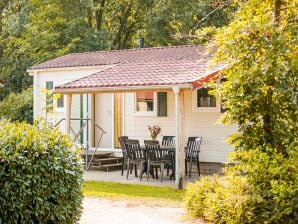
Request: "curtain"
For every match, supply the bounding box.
[114,93,123,148]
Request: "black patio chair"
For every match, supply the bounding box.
[118,136,128,176]
[185,137,202,177]
[144,140,172,183]
[161,136,175,147]
[125,139,146,180]
[161,136,175,176]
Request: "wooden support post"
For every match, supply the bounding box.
[65,93,72,135]
[90,93,96,147]
[173,86,186,189]
[179,90,185,188]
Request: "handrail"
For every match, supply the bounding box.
[54,118,106,133]
[54,118,106,170]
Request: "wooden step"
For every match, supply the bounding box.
[96,158,122,165]
[101,163,123,172]
[101,163,123,168]
[95,157,121,162]
[80,151,113,157]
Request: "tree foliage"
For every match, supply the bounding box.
[0,87,33,123]
[145,0,235,45]
[0,0,234,100]
[185,0,298,223]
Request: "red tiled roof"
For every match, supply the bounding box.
[57,57,220,90]
[29,45,207,70]
[30,45,224,91]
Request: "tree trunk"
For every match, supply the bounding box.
[274,0,282,25]
[0,0,10,58]
[113,3,132,49]
[95,0,106,32]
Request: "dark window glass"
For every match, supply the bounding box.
[46,81,54,112]
[57,94,64,108]
[197,88,216,107]
[157,92,167,117]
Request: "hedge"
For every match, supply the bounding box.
[0,121,83,223]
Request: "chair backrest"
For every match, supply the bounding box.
[144,140,162,162]
[125,139,143,160]
[186,137,202,158]
[161,136,175,147]
[118,136,128,153]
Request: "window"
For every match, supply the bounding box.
[193,87,220,112]
[220,77,228,113]
[134,91,168,116]
[46,81,53,113]
[56,94,64,108]
[136,92,154,111]
[197,88,216,107]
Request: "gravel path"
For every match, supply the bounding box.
[80,197,192,224]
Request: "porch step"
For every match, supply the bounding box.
[94,157,122,165]
[89,156,123,171]
[101,163,123,170]
[95,157,121,162]
[80,151,113,158]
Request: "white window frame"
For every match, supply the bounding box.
[52,82,65,113]
[134,92,157,116]
[192,87,221,112]
[55,93,65,112]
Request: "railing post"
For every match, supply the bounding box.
[65,93,72,135]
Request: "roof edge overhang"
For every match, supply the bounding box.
[55,84,193,94]
[26,65,111,74]
[192,69,222,90]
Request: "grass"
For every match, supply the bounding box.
[83,181,185,201]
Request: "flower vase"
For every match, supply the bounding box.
[152,137,157,141]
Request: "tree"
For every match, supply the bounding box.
[0,0,235,100]
[185,0,297,223]
[145,0,235,46]
[0,0,31,99]
[0,87,33,123]
[215,0,297,221]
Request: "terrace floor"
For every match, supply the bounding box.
[83,168,200,188]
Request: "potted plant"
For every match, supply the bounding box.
[147,124,161,141]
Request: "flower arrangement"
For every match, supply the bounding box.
[147,124,161,140]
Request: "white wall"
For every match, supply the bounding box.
[123,90,237,163]
[30,65,110,132]
[31,64,237,163]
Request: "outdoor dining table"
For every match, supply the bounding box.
[140,145,176,180]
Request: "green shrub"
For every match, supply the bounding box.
[0,121,83,223]
[185,175,255,223]
[185,153,298,224]
[0,87,33,124]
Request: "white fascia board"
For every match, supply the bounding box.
[54,84,193,94]
[26,65,111,75]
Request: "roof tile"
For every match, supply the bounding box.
[30,45,224,90]
[29,45,207,70]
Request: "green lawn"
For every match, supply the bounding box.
[83,181,185,201]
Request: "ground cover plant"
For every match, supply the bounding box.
[185,0,298,223]
[83,181,185,201]
[0,121,83,223]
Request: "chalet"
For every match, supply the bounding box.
[27,45,235,188]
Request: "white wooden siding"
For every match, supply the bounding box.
[123,90,237,163]
[31,66,110,132]
[32,65,237,163]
